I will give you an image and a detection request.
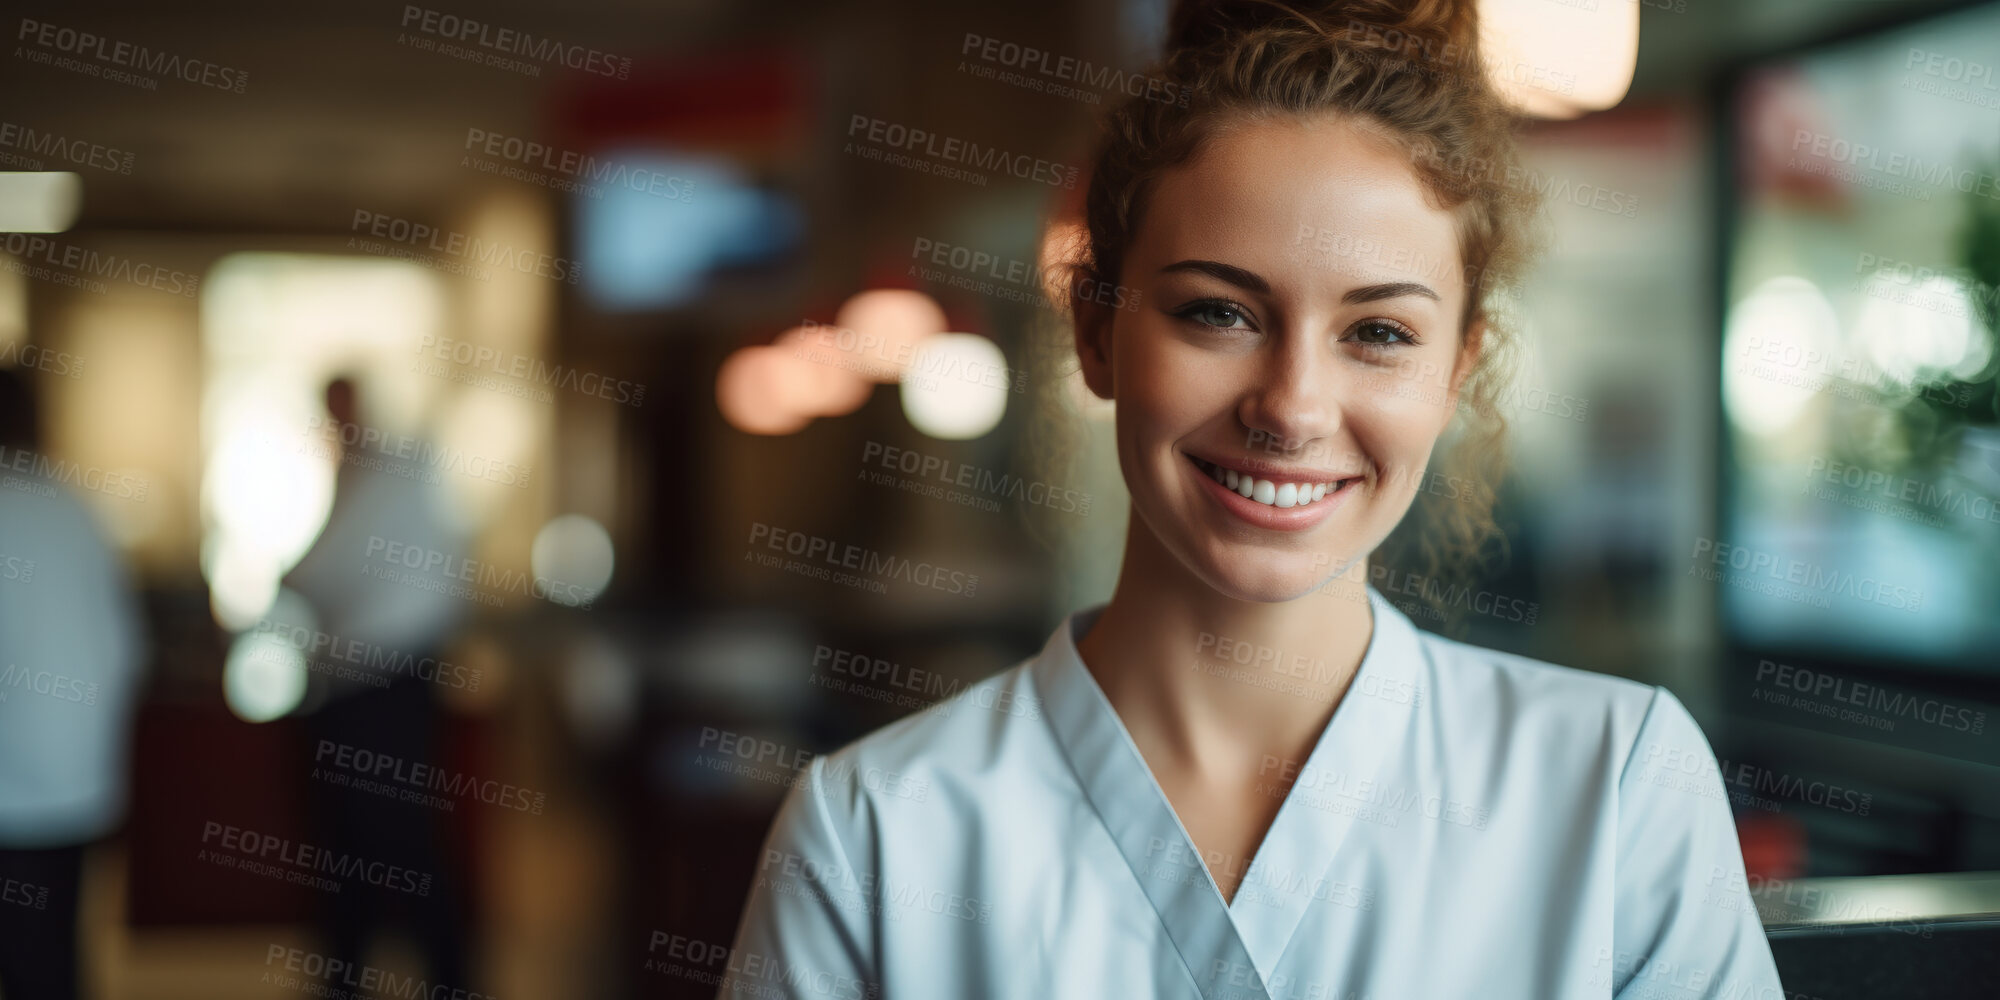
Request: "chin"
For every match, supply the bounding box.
[1188,548,1334,605]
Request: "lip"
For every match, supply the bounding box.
[1184,452,1359,532]
[1184,450,1362,484]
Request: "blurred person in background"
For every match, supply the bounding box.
[284,373,475,992]
[722,2,1782,998]
[0,365,148,1000]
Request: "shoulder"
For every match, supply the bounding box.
[780,656,1056,836]
[805,659,1052,814]
[1405,627,1676,780]
[1415,628,1659,725]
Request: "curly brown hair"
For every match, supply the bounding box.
[1032,0,1546,624]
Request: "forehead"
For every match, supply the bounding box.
[1136,113,1463,294]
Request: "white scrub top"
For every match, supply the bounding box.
[720,588,1785,999]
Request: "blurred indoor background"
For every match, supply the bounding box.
[0,0,1997,997]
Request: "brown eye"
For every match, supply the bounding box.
[1347,319,1416,346]
[1174,300,1251,330]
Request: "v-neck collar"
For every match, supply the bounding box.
[1028,587,1427,999]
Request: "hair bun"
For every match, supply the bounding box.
[1166,0,1480,70]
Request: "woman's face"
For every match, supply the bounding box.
[1077,113,1480,604]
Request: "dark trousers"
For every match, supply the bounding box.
[303,677,471,991]
[0,844,83,1000]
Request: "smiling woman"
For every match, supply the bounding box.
[719,2,1785,998]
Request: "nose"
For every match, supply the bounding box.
[1237,331,1344,456]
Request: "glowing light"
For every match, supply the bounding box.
[1480,0,1638,119]
[835,289,946,371]
[531,514,615,607]
[1854,272,1985,387]
[716,345,816,435]
[0,172,82,232]
[205,536,282,633]
[1723,276,1841,438]
[774,325,876,416]
[716,289,950,435]
[199,253,446,630]
[901,333,1010,439]
[221,588,316,722]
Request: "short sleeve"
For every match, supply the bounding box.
[1611,686,1786,1000]
[716,756,883,1000]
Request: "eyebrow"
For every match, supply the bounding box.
[1159,259,1441,304]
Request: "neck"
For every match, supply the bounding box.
[1074,510,1376,783]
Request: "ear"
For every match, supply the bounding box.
[1444,316,1486,410]
[1072,284,1117,401]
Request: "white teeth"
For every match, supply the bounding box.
[1199,460,1340,510]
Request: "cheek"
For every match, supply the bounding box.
[1348,359,1460,474]
[1116,319,1238,437]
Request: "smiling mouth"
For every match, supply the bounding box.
[1189,456,1357,509]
